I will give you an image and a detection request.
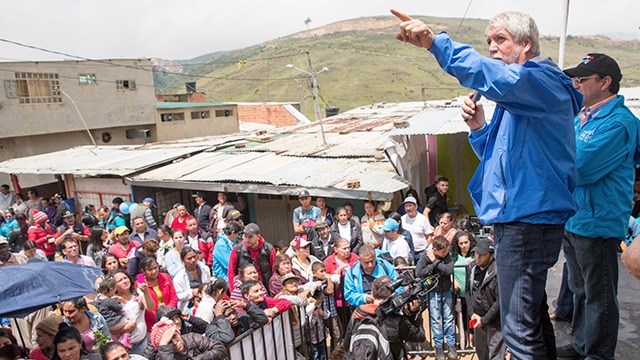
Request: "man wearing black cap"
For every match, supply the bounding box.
[292,189,321,235]
[558,53,640,360]
[467,238,504,360]
[192,192,211,233]
[226,223,276,294]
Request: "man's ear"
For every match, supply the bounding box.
[521,37,533,54]
[600,76,613,92]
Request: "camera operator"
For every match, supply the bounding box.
[467,238,505,360]
[344,276,426,359]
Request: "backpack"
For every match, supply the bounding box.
[348,308,392,360]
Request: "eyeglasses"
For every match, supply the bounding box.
[572,75,600,84]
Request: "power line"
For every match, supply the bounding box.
[454,0,475,36]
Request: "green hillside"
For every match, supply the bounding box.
[155,15,640,119]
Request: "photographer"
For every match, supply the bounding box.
[344,276,425,359]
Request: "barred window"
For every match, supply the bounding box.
[12,72,62,104]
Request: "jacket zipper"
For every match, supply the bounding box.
[499,153,507,214]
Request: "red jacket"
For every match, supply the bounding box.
[188,230,214,266]
[28,224,55,256]
[171,214,193,234]
[324,253,359,306]
[136,272,178,330]
[263,296,292,313]
[227,236,276,292]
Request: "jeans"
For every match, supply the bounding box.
[563,231,619,360]
[311,341,327,360]
[494,222,563,360]
[428,290,455,348]
[553,261,574,320]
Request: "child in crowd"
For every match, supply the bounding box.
[308,291,329,360]
[95,278,134,348]
[415,235,456,360]
[310,262,340,346]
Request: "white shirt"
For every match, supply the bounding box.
[187,234,199,249]
[402,213,432,252]
[338,222,351,241]
[381,235,411,260]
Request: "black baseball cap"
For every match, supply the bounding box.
[472,238,495,255]
[298,189,311,198]
[563,53,622,81]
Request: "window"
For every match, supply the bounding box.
[116,80,136,90]
[160,112,185,122]
[78,73,97,85]
[190,110,210,119]
[215,109,233,117]
[11,72,62,104]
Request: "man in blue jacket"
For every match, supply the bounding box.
[343,245,397,306]
[392,9,582,359]
[559,53,640,360]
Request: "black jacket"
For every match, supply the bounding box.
[144,333,228,360]
[205,302,269,345]
[344,303,425,359]
[415,252,454,293]
[330,219,363,254]
[467,259,500,327]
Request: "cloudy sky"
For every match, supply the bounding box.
[1,0,638,61]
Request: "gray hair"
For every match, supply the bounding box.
[487,11,540,57]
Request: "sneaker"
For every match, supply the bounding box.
[447,345,457,359]
[556,344,584,359]
[435,347,446,360]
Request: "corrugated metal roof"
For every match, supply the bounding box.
[156,102,232,109]
[127,151,408,200]
[0,145,209,176]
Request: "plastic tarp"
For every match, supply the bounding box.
[0,262,102,318]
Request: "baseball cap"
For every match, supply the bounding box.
[243,223,260,236]
[381,218,399,231]
[280,272,301,285]
[564,53,622,81]
[53,192,64,199]
[143,197,156,207]
[315,220,329,229]
[402,196,417,205]
[0,236,7,245]
[293,235,310,250]
[298,189,311,198]
[226,209,243,221]
[472,238,495,255]
[192,191,206,199]
[114,226,130,235]
[62,210,75,218]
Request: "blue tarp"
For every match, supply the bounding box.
[0,262,101,318]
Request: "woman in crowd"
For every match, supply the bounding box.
[287,235,322,282]
[95,253,122,288]
[212,222,241,282]
[50,324,101,360]
[269,253,308,296]
[136,257,178,331]
[324,237,359,333]
[451,230,476,340]
[330,207,363,253]
[433,212,458,243]
[230,263,267,301]
[86,228,110,268]
[60,297,111,353]
[173,247,211,311]
[19,240,48,262]
[315,197,335,227]
[156,225,173,271]
[170,204,192,234]
[165,230,185,278]
[127,238,160,278]
[195,278,229,324]
[360,200,385,248]
[29,316,64,360]
[12,193,28,215]
[0,210,18,238]
[7,212,28,253]
[112,269,153,355]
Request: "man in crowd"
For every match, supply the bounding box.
[208,192,231,236]
[52,193,68,226]
[0,236,26,267]
[192,191,212,234]
[379,218,411,261]
[185,216,213,267]
[61,238,96,266]
[292,189,321,234]
[130,197,158,230]
[423,176,449,226]
[559,53,640,359]
[311,220,334,261]
[344,245,397,306]
[129,216,159,243]
[40,197,57,223]
[468,238,505,360]
[227,223,276,292]
[109,226,140,267]
[0,184,14,212]
[401,196,432,262]
[393,9,582,359]
[54,210,90,249]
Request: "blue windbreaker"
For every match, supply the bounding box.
[343,258,398,306]
[566,96,640,240]
[429,33,583,225]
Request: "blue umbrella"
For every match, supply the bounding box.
[0,262,102,318]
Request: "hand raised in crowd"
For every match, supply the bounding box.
[461,92,486,131]
[137,282,148,293]
[159,326,177,346]
[391,9,435,49]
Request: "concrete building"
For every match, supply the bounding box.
[155,102,239,141]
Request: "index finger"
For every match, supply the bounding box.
[390,9,412,22]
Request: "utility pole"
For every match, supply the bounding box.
[286,63,330,146]
[558,0,570,68]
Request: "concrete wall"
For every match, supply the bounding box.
[155,105,239,142]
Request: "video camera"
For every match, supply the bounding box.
[376,271,440,319]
